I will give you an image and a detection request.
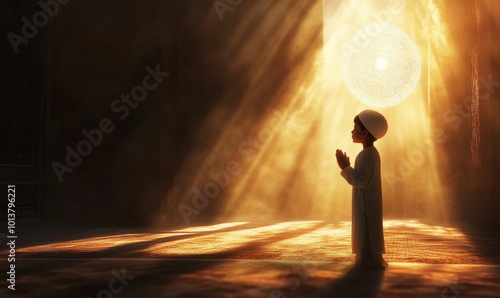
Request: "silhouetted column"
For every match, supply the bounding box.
[467,0,491,227]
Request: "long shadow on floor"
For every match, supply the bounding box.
[316,267,385,298]
[458,225,500,265]
[13,222,331,297]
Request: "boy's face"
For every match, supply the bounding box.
[351,122,368,143]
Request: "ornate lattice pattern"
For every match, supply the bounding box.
[342,24,422,108]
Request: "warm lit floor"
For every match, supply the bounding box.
[1,219,499,297]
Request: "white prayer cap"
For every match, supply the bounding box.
[358,110,388,139]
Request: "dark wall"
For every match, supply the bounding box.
[428,0,500,232]
[45,0,180,226]
[489,0,500,232]
[43,0,323,226]
[0,1,46,220]
[463,0,499,231]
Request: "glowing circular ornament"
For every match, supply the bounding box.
[342,24,422,108]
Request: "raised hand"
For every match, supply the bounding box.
[335,149,350,169]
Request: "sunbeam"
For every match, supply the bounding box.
[156,0,468,226]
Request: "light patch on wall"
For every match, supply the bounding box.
[341,24,422,108]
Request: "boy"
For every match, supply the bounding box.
[335,109,388,269]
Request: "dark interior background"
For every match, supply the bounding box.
[1,0,499,232]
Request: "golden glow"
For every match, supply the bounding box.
[17,220,486,264]
[16,232,192,253]
[18,222,247,253]
[140,221,323,256]
[154,0,456,226]
[322,0,452,222]
[170,222,249,233]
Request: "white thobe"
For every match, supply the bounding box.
[340,146,385,254]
